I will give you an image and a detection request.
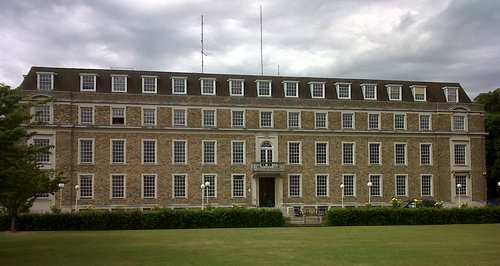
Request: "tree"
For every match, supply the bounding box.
[474,88,500,201]
[0,83,65,232]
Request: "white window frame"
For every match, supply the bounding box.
[421,174,433,197]
[142,76,158,94]
[78,138,94,165]
[361,83,377,100]
[142,174,157,199]
[453,143,468,166]
[231,174,246,198]
[369,174,382,197]
[80,73,97,92]
[78,174,94,199]
[316,174,329,197]
[228,79,244,96]
[420,143,433,166]
[33,105,52,123]
[386,84,402,101]
[231,140,246,165]
[443,87,459,103]
[110,139,126,164]
[342,142,356,165]
[231,110,245,128]
[256,80,272,97]
[202,109,217,127]
[111,74,127,92]
[283,81,299,98]
[336,83,351,99]
[315,112,328,129]
[315,141,329,165]
[394,113,407,130]
[395,174,408,197]
[309,82,325,99]
[142,107,157,126]
[259,111,273,128]
[419,114,432,131]
[172,140,188,165]
[411,85,427,102]
[454,174,468,196]
[37,72,55,91]
[452,115,467,131]
[172,108,187,127]
[288,174,302,198]
[172,174,188,199]
[142,139,157,165]
[79,106,94,125]
[368,142,382,165]
[342,174,356,197]
[342,112,355,130]
[394,143,407,166]
[368,113,380,130]
[202,140,217,165]
[200,78,216,95]
[287,111,301,128]
[203,174,217,198]
[110,174,126,199]
[171,76,187,95]
[111,107,126,125]
[288,141,301,165]
[32,138,51,164]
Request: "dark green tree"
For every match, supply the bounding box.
[475,88,500,201]
[0,83,65,232]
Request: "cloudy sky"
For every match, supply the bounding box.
[1,0,499,98]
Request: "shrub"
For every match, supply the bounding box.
[326,207,500,226]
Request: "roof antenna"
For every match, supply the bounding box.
[260,5,264,76]
[201,15,207,73]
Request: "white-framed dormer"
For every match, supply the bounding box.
[410,85,426,102]
[282,80,299,98]
[443,86,459,103]
[256,80,272,97]
[309,81,325,99]
[361,83,377,100]
[142,75,158,94]
[111,74,128,93]
[336,82,351,99]
[171,76,188,95]
[386,84,402,101]
[37,72,56,91]
[200,77,216,95]
[228,79,245,96]
[80,73,97,92]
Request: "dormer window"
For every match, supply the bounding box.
[228,79,244,96]
[142,76,158,93]
[283,81,299,98]
[411,85,426,101]
[386,84,402,101]
[172,77,187,95]
[361,83,377,100]
[37,72,55,91]
[443,87,459,103]
[309,82,325,98]
[256,80,272,97]
[111,75,127,92]
[200,78,216,95]
[336,83,351,99]
[80,73,97,92]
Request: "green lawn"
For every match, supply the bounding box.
[1,224,499,265]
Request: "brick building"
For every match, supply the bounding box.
[19,66,486,213]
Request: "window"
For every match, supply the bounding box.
[343,175,355,196]
[315,112,327,129]
[229,79,244,96]
[37,72,54,90]
[444,87,459,103]
[369,143,381,165]
[111,75,127,92]
[173,175,187,198]
[342,142,355,165]
[454,144,466,165]
[420,144,432,166]
[387,85,402,101]
[419,115,431,131]
[289,175,301,197]
[203,175,216,198]
[203,140,216,164]
[172,77,187,94]
[421,175,433,196]
[232,175,245,198]
[34,105,51,122]
[142,140,156,164]
[394,143,407,165]
[369,175,381,197]
[411,85,426,101]
[142,174,156,199]
[80,74,96,91]
[260,111,273,127]
[336,83,351,99]
[200,78,216,95]
[362,84,377,100]
[342,113,354,129]
[79,106,94,124]
[79,139,94,164]
[111,175,125,199]
[33,138,50,163]
[173,109,186,126]
[394,114,406,130]
[455,175,467,196]
[256,80,271,97]
[315,142,328,165]
[79,175,93,199]
[310,82,325,98]
[288,112,300,128]
[395,175,407,197]
[141,76,157,93]
[142,108,156,126]
[453,115,466,131]
[368,113,380,130]
[288,142,301,165]
[111,107,125,125]
[111,139,126,164]
[283,81,298,97]
[173,140,187,164]
[231,110,245,127]
[231,141,245,164]
[202,109,216,127]
[316,175,329,197]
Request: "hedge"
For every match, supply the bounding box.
[0,208,284,231]
[326,207,500,226]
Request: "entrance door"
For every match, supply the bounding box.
[260,141,273,166]
[259,178,275,207]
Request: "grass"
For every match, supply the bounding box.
[1,224,499,265]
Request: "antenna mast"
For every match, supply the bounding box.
[201,15,207,73]
[260,5,263,75]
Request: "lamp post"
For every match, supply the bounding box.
[456,183,462,207]
[74,185,80,212]
[58,183,65,210]
[340,184,345,208]
[200,183,205,210]
[367,182,373,204]
[204,181,211,207]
